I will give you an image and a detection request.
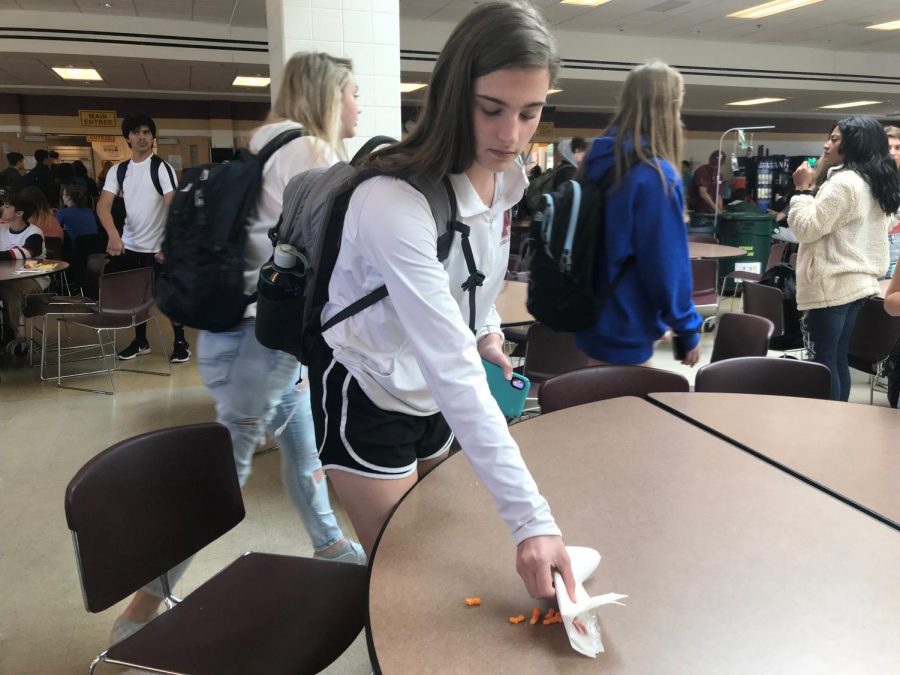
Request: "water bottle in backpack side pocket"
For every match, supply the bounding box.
[255,243,308,358]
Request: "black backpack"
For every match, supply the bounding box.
[526,169,633,332]
[255,136,484,360]
[155,129,303,331]
[116,155,176,197]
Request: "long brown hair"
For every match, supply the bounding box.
[366,0,559,176]
[607,60,684,192]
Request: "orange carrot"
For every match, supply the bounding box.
[464,597,481,606]
[529,607,541,625]
[543,608,556,621]
[509,614,526,624]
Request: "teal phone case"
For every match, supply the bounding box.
[482,359,531,418]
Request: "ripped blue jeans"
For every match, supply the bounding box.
[802,299,865,401]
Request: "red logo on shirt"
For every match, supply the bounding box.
[501,209,511,244]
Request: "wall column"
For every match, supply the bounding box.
[265,0,401,155]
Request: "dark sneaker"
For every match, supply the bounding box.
[170,340,191,363]
[117,340,150,360]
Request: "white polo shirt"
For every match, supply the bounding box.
[322,161,560,544]
[103,155,176,253]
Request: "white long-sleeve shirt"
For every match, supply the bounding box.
[243,120,339,318]
[322,161,560,544]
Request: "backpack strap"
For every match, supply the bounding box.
[256,128,305,166]
[149,155,176,196]
[116,160,128,192]
[350,136,397,166]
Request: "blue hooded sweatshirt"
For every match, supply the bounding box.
[574,135,702,364]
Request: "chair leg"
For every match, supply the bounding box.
[88,649,107,675]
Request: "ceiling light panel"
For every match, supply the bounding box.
[560,0,612,6]
[727,97,786,106]
[52,67,103,81]
[232,76,270,87]
[399,83,427,93]
[819,100,881,109]
[867,20,900,31]
[728,0,824,20]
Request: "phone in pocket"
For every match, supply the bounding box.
[482,359,531,418]
[672,334,688,361]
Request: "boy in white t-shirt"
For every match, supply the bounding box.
[0,192,47,353]
[96,114,189,362]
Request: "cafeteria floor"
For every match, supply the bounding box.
[0,308,889,674]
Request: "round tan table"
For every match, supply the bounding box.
[0,259,69,282]
[650,392,900,530]
[368,397,900,673]
[688,242,747,259]
[494,280,533,327]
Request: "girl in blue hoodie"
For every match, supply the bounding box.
[574,60,702,366]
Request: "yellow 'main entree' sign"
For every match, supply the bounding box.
[79,110,117,128]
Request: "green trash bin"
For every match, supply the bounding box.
[717,212,776,292]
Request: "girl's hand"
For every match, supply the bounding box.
[477,332,512,380]
[793,163,814,190]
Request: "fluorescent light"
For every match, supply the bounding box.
[561,0,612,6]
[728,0,823,19]
[727,97,786,106]
[399,82,426,93]
[232,76,270,87]
[52,67,103,81]
[548,88,563,95]
[819,100,882,109]
[868,19,900,30]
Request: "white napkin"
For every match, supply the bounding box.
[553,546,627,658]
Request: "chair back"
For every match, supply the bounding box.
[688,234,718,244]
[695,356,831,399]
[82,253,108,301]
[523,323,593,384]
[538,365,689,413]
[64,423,243,612]
[742,281,785,337]
[44,236,64,260]
[765,242,788,271]
[710,312,774,362]
[98,267,154,318]
[847,296,900,373]
[691,258,718,306]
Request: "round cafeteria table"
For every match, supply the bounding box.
[0,259,69,282]
[367,397,900,674]
[495,280,533,327]
[688,242,746,259]
[650,392,900,530]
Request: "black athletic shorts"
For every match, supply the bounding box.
[308,337,453,478]
[106,249,160,280]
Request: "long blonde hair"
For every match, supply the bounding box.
[267,52,353,159]
[607,60,684,191]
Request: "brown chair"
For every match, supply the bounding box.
[709,312,774,363]
[522,322,593,387]
[56,267,170,394]
[43,235,72,295]
[695,356,831,399]
[690,258,719,308]
[24,253,108,379]
[538,364,689,413]
[847,296,900,404]
[65,423,367,675]
[688,234,719,244]
[742,281,784,337]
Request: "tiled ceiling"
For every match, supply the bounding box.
[0,0,268,27]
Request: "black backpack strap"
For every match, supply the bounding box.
[350,136,397,166]
[149,155,176,196]
[116,160,128,192]
[256,128,305,166]
[321,285,389,332]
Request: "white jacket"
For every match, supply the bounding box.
[322,162,560,544]
[243,120,339,318]
[788,166,891,311]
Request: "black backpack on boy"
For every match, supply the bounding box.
[154,129,303,331]
[526,167,633,332]
[255,136,485,361]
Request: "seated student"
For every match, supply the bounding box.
[19,185,63,240]
[0,193,46,351]
[56,183,99,242]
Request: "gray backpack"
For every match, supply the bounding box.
[255,136,484,360]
